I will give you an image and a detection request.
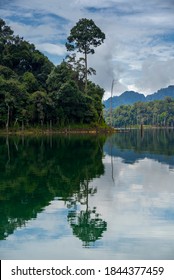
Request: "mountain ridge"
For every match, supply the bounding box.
[103,85,174,109]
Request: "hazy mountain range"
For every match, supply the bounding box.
[103,85,174,109]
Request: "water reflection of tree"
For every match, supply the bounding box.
[107,129,174,156]
[0,135,106,240]
[67,178,107,247]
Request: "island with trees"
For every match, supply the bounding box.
[104,97,174,128]
[0,17,111,134]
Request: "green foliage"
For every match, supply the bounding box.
[0,18,106,129]
[29,91,51,125]
[0,65,17,79]
[46,61,73,93]
[22,72,39,93]
[0,75,28,127]
[66,18,105,91]
[105,97,174,127]
[66,18,105,54]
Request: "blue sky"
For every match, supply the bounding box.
[1,0,174,99]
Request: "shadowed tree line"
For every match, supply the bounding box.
[104,98,174,128]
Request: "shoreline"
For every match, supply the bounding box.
[1,125,173,136]
[0,126,116,136]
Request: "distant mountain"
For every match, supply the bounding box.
[146,85,174,102]
[103,85,174,109]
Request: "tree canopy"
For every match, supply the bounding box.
[0,18,106,130]
[66,18,105,92]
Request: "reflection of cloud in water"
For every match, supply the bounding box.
[1,156,174,259]
[89,155,174,259]
[102,155,174,192]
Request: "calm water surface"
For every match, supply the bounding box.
[0,129,174,259]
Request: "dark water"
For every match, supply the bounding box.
[0,130,174,259]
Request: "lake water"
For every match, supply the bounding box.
[0,129,174,260]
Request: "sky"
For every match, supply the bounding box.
[1,0,174,99]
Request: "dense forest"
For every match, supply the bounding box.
[0,18,106,131]
[104,97,174,128]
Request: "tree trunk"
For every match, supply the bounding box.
[84,50,88,93]
[22,120,24,131]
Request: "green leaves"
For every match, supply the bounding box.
[66,18,105,55]
[22,72,39,93]
[0,17,106,128]
[66,18,105,92]
[105,98,174,127]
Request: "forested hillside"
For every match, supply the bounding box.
[0,18,105,130]
[104,97,174,127]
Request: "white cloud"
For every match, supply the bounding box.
[36,43,66,56]
[137,58,174,93]
[1,0,174,97]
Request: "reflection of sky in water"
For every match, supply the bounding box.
[1,156,174,260]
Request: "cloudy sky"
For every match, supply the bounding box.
[1,0,174,99]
